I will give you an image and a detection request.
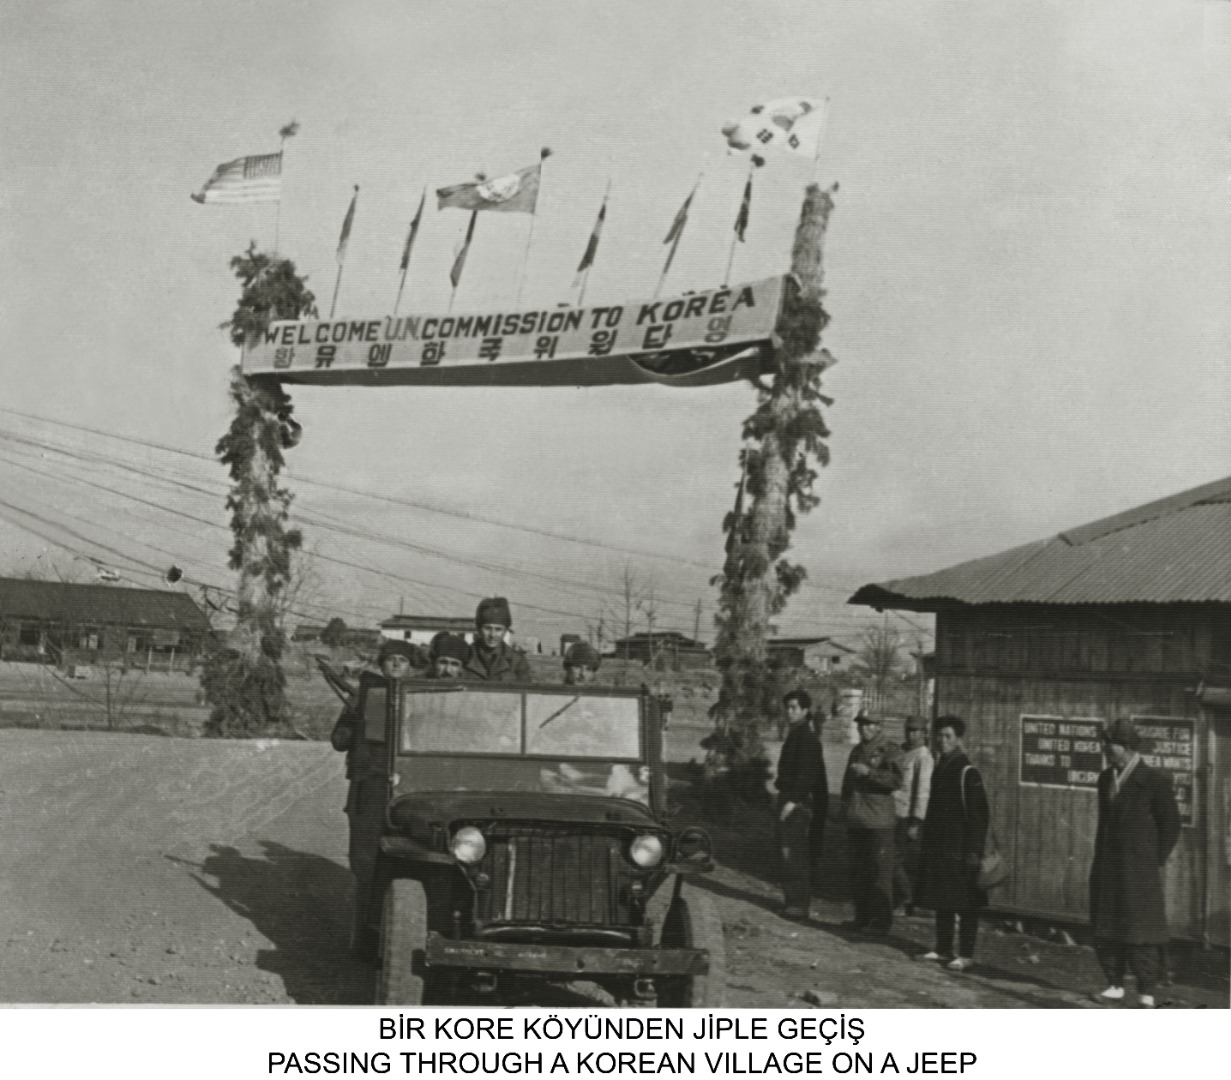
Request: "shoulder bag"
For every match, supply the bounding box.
[961,764,1009,891]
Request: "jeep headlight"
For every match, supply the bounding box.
[450,826,487,865]
[628,833,665,869]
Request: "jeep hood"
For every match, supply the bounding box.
[389,789,661,829]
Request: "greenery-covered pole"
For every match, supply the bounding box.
[200,243,316,736]
[707,183,838,780]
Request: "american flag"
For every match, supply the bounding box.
[191,152,282,204]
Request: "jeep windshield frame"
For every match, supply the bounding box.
[395,685,643,762]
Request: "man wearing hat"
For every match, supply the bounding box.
[463,597,532,682]
[893,717,934,915]
[1089,719,1181,1008]
[428,632,469,680]
[563,641,601,685]
[329,638,416,955]
[839,712,904,932]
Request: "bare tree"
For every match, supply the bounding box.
[639,575,660,668]
[855,622,905,712]
[609,563,643,660]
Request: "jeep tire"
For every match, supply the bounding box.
[376,878,428,1004]
[657,888,727,1007]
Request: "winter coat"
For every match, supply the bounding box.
[463,641,532,683]
[917,749,989,912]
[1089,760,1181,945]
[775,718,829,811]
[839,733,903,830]
[894,744,934,822]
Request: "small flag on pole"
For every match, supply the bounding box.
[734,174,752,242]
[573,195,608,287]
[437,161,544,215]
[400,188,426,271]
[191,152,282,204]
[451,211,478,289]
[661,186,696,278]
[337,186,359,266]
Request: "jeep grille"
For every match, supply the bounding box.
[476,826,630,928]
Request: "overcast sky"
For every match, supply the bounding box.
[2,0,1229,647]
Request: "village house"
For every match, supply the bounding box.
[0,577,211,671]
[379,614,475,647]
[611,630,711,670]
[849,477,1231,946]
[766,635,856,674]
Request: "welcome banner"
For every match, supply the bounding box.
[242,277,785,388]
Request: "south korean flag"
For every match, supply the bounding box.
[721,97,828,166]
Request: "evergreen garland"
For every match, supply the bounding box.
[200,245,316,736]
[706,184,838,780]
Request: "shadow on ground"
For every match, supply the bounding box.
[173,841,374,1004]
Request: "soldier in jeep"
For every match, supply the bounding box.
[462,597,532,682]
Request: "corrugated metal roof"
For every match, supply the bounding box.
[849,476,1231,609]
[0,577,211,631]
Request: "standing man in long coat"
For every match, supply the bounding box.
[329,638,416,957]
[1089,719,1181,1008]
[775,689,828,920]
[916,715,989,971]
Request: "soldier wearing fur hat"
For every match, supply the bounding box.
[463,597,532,682]
[429,632,470,680]
[563,641,601,685]
[1089,719,1181,1008]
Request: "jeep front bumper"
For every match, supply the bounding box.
[424,933,709,976]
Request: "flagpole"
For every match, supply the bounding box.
[394,185,426,315]
[330,264,344,319]
[330,185,359,319]
[812,97,831,184]
[655,169,703,301]
[576,178,611,309]
[514,148,551,308]
[273,145,284,256]
[724,159,755,288]
[273,120,298,256]
[449,210,478,314]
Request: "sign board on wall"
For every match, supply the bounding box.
[1131,716,1196,827]
[1019,715,1105,789]
[1018,714,1197,826]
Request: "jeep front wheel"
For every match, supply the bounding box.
[657,888,727,1007]
[376,879,428,1004]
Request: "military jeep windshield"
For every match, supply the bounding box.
[398,689,641,760]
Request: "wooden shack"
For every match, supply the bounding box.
[850,477,1231,946]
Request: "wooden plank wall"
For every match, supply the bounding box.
[934,605,1218,940]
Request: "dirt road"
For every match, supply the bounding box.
[0,729,1223,1007]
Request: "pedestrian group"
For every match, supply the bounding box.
[773,695,1181,1003]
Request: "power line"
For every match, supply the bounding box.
[0,405,868,600]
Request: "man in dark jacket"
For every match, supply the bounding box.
[329,638,415,957]
[463,597,532,682]
[839,713,904,932]
[1089,719,1181,1008]
[775,689,828,920]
